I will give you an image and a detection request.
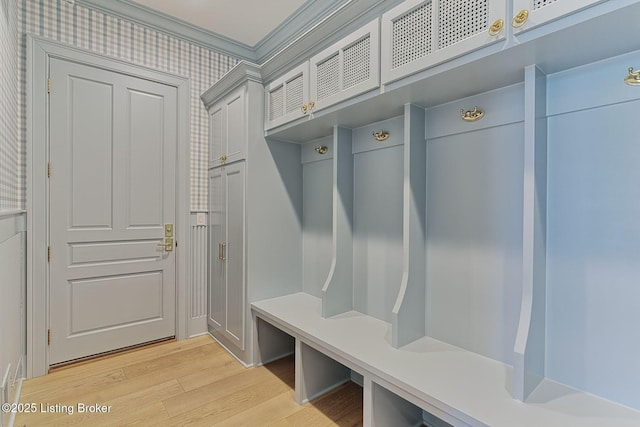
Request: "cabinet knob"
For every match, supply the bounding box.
[301,104,308,114]
[219,154,227,163]
[489,19,504,36]
[512,10,529,28]
[308,100,315,110]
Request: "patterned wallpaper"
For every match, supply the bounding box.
[17,0,238,211]
[0,0,20,212]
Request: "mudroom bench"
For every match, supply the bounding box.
[252,293,640,427]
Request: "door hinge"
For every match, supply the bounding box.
[48,329,51,346]
[48,78,51,94]
[48,246,51,262]
[48,162,51,178]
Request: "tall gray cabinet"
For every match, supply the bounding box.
[201,62,301,365]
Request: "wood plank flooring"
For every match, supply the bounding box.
[14,335,363,427]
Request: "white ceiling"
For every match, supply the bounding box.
[129,0,308,46]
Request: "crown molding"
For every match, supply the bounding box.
[76,0,256,61]
[254,0,350,63]
[75,0,404,83]
[200,61,262,109]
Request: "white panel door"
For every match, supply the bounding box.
[48,58,177,365]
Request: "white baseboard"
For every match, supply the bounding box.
[207,333,253,369]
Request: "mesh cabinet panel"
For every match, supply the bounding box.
[285,74,304,114]
[343,36,371,89]
[269,86,284,121]
[534,0,559,9]
[392,2,433,69]
[316,53,340,100]
[438,0,488,49]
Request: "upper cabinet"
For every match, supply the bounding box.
[264,19,380,131]
[381,0,507,84]
[309,19,380,113]
[265,62,310,131]
[511,0,606,32]
[208,84,246,167]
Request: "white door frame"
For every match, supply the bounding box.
[26,35,191,378]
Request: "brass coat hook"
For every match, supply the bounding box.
[625,67,640,86]
[461,106,484,122]
[372,130,389,141]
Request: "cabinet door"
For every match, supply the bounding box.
[224,85,246,164]
[208,168,226,330]
[207,163,246,350]
[224,162,246,350]
[511,0,606,32]
[309,19,380,112]
[265,62,310,130]
[209,85,246,168]
[208,104,226,168]
[381,0,507,85]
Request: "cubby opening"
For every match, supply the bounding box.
[351,116,404,323]
[255,317,295,366]
[423,83,525,366]
[255,317,364,425]
[372,381,454,427]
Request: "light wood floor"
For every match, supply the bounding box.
[15,335,363,427]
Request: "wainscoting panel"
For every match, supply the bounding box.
[189,213,208,336]
[0,212,26,427]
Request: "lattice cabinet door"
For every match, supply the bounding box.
[381,0,507,84]
[511,0,606,32]
[309,19,380,113]
[265,62,310,130]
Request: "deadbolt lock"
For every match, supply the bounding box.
[165,223,173,237]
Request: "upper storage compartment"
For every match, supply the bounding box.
[381,0,507,84]
[265,62,310,131]
[209,84,246,167]
[265,19,380,131]
[511,0,606,32]
[309,19,380,113]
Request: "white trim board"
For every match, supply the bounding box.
[26,35,191,378]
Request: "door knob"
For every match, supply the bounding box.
[157,237,173,252]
